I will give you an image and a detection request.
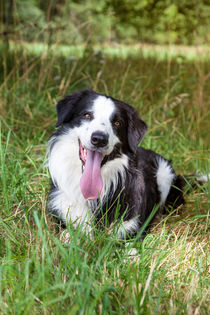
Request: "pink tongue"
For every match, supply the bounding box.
[80,150,103,200]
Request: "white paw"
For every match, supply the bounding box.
[60,230,71,243]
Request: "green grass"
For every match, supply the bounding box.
[0,45,209,314]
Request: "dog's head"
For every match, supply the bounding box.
[55,89,147,200]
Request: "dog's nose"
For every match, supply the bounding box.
[91,131,109,148]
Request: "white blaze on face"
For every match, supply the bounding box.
[76,95,121,200]
[76,95,120,154]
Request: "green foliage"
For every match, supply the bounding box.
[0,0,210,45]
[106,0,210,44]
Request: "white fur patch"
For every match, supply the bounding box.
[197,174,210,183]
[100,154,128,201]
[48,129,91,226]
[117,217,139,238]
[156,158,175,205]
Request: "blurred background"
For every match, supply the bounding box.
[1,0,210,46]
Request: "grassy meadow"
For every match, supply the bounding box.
[0,44,209,314]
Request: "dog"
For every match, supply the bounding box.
[47,89,204,239]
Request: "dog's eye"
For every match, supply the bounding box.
[114,121,121,127]
[84,113,92,120]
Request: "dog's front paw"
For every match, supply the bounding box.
[60,230,71,244]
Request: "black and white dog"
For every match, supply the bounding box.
[47,89,191,238]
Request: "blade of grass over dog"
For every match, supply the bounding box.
[135,205,160,241]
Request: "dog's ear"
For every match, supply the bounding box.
[56,89,92,127]
[127,108,148,153]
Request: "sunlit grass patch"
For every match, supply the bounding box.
[2,40,210,61]
[99,43,210,61]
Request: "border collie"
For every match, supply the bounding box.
[47,89,203,239]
